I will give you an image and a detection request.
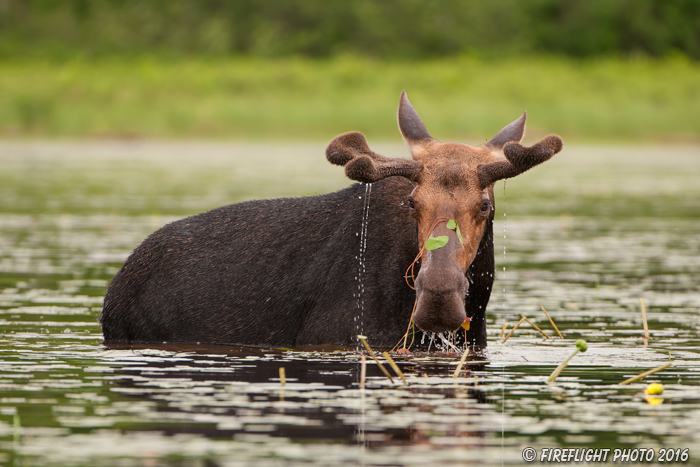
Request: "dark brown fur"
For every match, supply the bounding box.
[101,91,563,350]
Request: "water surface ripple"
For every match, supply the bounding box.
[1,143,698,466]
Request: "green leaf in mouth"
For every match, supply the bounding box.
[446,219,463,244]
[425,235,449,250]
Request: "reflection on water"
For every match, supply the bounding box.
[0,143,699,466]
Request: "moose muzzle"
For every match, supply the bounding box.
[412,227,469,333]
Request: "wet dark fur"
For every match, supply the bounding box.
[100,177,494,349]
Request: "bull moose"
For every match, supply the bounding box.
[100,91,563,351]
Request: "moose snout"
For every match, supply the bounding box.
[413,268,468,333]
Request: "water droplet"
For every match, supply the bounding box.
[354,183,373,340]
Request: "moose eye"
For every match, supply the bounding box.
[479,201,492,215]
[406,197,416,210]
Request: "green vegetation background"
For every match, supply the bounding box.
[1,0,698,142]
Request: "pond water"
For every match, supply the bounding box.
[0,142,699,466]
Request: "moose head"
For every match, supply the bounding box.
[326,91,563,335]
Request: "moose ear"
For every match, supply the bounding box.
[486,112,527,149]
[398,90,434,152]
[327,131,422,183]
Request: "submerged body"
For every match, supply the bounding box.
[100,178,494,348]
[101,91,561,350]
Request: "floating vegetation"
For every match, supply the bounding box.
[518,313,550,340]
[620,362,673,385]
[452,346,470,379]
[382,352,406,385]
[547,340,588,383]
[357,335,393,383]
[501,316,526,344]
[540,303,563,338]
[640,298,650,344]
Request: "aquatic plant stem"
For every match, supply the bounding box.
[395,302,417,352]
[279,367,286,387]
[547,340,588,383]
[499,323,507,338]
[501,316,526,343]
[547,352,578,383]
[360,355,366,390]
[519,313,550,340]
[452,346,470,379]
[383,352,407,385]
[540,303,563,338]
[358,335,394,383]
[640,298,649,343]
[620,362,672,385]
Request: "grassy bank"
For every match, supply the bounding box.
[0,56,698,143]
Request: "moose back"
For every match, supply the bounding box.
[100,91,563,350]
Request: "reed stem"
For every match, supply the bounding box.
[519,313,551,340]
[540,303,563,338]
[640,298,650,342]
[383,352,407,385]
[547,340,587,383]
[452,346,470,379]
[279,367,286,387]
[501,316,526,343]
[620,362,672,385]
[358,335,394,383]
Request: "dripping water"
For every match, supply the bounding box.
[354,183,372,340]
[421,331,462,353]
[502,180,507,310]
[500,179,506,464]
[355,183,372,456]
[437,332,460,353]
[427,333,436,352]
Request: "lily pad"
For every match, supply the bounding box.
[425,236,449,250]
[446,219,463,244]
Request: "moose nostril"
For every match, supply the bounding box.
[413,290,467,333]
[416,268,467,294]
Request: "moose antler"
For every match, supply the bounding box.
[477,135,563,189]
[326,131,422,183]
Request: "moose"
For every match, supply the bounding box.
[100,91,563,351]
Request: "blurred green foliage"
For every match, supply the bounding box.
[0,0,698,141]
[1,56,697,141]
[0,0,698,60]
